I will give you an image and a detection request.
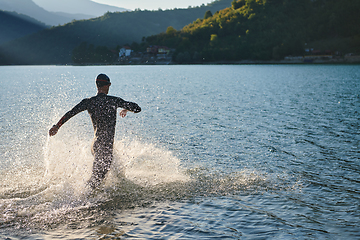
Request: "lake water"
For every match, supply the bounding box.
[0,64,359,239]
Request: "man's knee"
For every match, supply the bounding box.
[92,151,112,176]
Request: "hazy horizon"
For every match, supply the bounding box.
[32,0,215,11]
[91,0,214,10]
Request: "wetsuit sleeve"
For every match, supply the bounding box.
[115,97,141,113]
[55,99,89,128]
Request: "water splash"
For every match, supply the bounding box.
[111,140,190,187]
[0,137,191,230]
[0,135,279,234]
[43,135,93,196]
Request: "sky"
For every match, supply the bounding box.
[91,0,215,10]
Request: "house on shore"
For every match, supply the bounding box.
[146,45,171,59]
[119,46,132,58]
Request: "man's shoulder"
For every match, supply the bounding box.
[88,94,124,103]
[106,95,124,101]
[80,97,92,103]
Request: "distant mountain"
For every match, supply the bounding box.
[32,0,129,16]
[0,0,128,26]
[0,10,47,44]
[0,0,234,65]
[0,0,72,25]
[51,12,95,22]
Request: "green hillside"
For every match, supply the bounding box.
[145,0,360,62]
[0,0,233,65]
[0,10,48,45]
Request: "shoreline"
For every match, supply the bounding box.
[1,57,359,66]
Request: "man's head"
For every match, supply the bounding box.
[96,74,111,88]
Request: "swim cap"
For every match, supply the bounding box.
[96,73,111,87]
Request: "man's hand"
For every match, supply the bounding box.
[119,109,128,118]
[49,125,59,136]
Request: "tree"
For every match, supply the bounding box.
[72,42,115,63]
[72,41,88,63]
[166,26,177,35]
[232,0,245,10]
[210,34,219,46]
[204,10,213,19]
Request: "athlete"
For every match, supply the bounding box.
[49,73,141,189]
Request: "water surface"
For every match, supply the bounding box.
[0,65,359,239]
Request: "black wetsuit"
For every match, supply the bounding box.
[56,93,141,188]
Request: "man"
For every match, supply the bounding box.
[49,73,141,189]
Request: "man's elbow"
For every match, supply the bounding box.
[134,106,141,113]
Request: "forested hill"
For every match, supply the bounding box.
[0,10,48,45]
[0,0,233,65]
[145,0,360,62]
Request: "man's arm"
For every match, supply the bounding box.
[119,102,140,118]
[122,101,141,113]
[115,96,141,114]
[49,99,88,136]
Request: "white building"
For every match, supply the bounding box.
[119,46,132,57]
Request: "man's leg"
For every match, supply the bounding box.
[88,145,113,189]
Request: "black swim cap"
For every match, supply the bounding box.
[96,73,111,87]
